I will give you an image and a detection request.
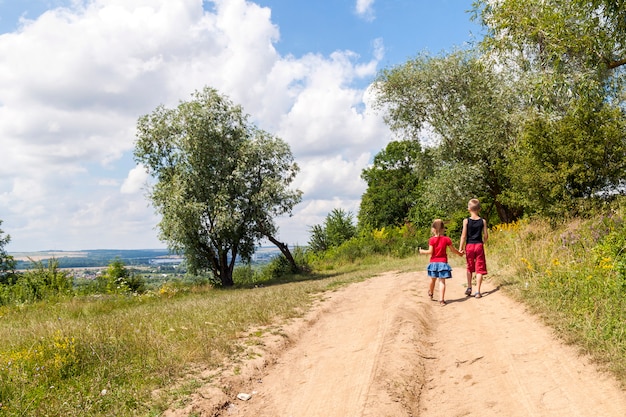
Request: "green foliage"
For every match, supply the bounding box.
[134,87,302,287]
[410,163,492,232]
[308,209,357,253]
[232,264,259,286]
[592,214,626,291]
[358,140,432,231]
[475,0,626,98]
[0,258,73,306]
[232,247,311,286]
[372,50,521,223]
[370,1,626,226]
[504,100,626,216]
[308,224,328,253]
[325,209,357,248]
[470,0,626,219]
[263,253,299,279]
[488,203,626,381]
[0,220,17,286]
[100,258,146,294]
[309,223,427,268]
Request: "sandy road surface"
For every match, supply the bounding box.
[167,271,626,417]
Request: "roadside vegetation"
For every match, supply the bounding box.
[488,201,626,383]
[0,250,418,416]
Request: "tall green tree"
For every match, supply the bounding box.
[373,50,520,223]
[358,140,432,230]
[134,87,302,286]
[475,0,626,214]
[0,220,16,286]
[504,99,626,215]
[475,0,626,74]
[475,0,626,112]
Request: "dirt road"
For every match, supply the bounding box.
[167,271,626,416]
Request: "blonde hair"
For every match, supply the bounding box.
[431,219,445,236]
[468,198,481,213]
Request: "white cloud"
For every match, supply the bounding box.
[355,0,375,21]
[121,165,149,194]
[0,0,392,251]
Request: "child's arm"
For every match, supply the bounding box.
[459,219,468,251]
[419,245,433,255]
[449,242,464,257]
[482,218,489,244]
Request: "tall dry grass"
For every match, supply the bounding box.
[487,214,626,386]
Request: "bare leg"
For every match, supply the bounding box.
[428,278,436,299]
[439,278,446,305]
[465,270,473,295]
[475,273,483,297]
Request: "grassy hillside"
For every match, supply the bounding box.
[487,214,626,383]
[1,212,625,416]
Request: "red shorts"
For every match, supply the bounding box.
[465,243,487,275]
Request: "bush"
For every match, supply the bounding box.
[0,258,73,305]
[102,258,146,294]
[233,264,262,286]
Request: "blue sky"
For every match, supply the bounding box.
[0,0,482,252]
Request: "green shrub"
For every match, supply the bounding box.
[0,258,73,305]
[233,264,262,286]
[101,258,146,294]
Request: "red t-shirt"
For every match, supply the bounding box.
[428,236,452,263]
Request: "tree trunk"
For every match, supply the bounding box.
[494,200,511,224]
[265,234,300,273]
[219,251,234,287]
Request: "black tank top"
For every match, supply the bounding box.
[466,218,484,244]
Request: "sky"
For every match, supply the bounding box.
[0,0,483,252]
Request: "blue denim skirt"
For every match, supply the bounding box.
[427,262,453,278]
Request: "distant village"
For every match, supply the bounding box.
[11,246,283,279]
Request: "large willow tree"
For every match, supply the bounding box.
[372,50,520,223]
[134,87,302,286]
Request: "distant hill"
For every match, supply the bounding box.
[11,247,282,269]
[11,249,177,269]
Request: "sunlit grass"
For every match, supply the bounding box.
[488,214,626,386]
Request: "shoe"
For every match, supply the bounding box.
[474,292,482,298]
[465,287,472,296]
[428,292,434,300]
[439,300,446,306]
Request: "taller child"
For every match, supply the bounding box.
[459,198,489,298]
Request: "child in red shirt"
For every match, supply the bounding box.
[419,219,464,306]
